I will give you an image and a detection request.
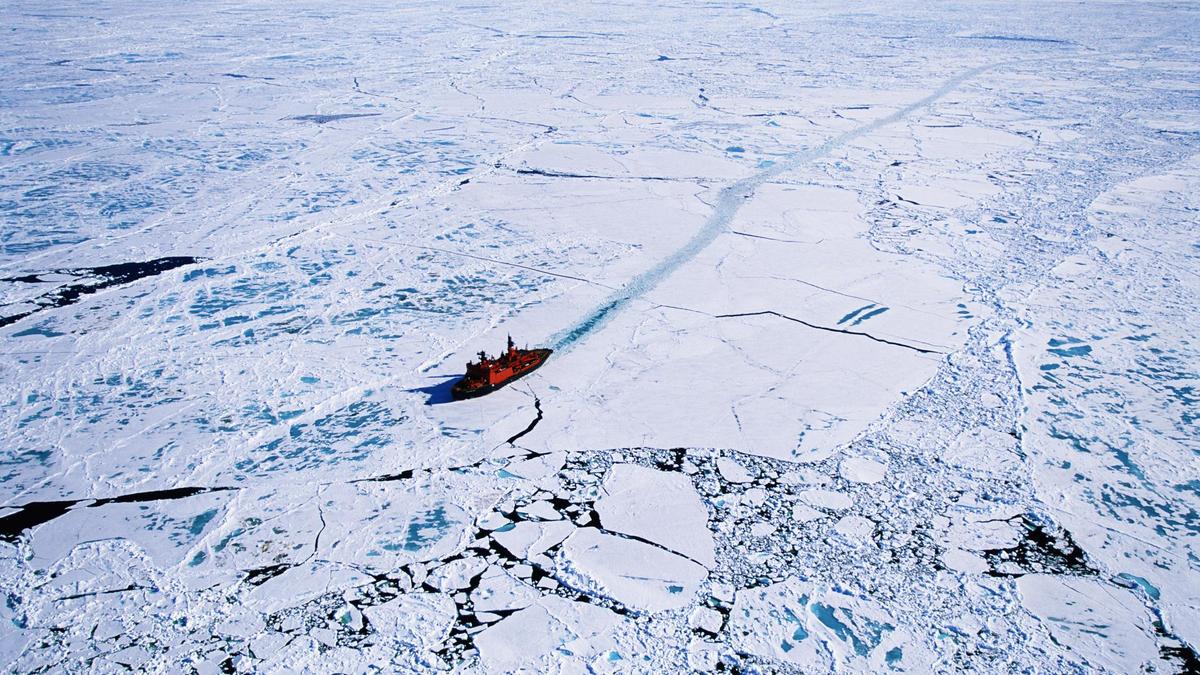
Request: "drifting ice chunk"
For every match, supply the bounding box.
[716,457,754,483]
[791,503,825,523]
[595,463,716,567]
[470,566,540,613]
[689,606,724,633]
[799,489,853,510]
[559,527,707,612]
[517,500,562,520]
[475,596,622,671]
[832,515,875,547]
[362,592,455,650]
[505,452,566,480]
[426,557,487,591]
[246,561,371,614]
[492,520,574,559]
[475,604,566,672]
[839,456,887,484]
[477,511,512,531]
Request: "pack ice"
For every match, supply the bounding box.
[1,1,1197,673]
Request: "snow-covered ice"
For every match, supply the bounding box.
[1,0,1198,672]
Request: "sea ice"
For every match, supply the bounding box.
[1,0,1197,672]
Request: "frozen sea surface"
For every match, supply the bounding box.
[1,1,1198,672]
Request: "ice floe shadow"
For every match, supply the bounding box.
[410,376,462,405]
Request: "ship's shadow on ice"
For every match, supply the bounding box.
[411,376,462,405]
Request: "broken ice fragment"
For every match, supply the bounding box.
[595,463,715,567]
[310,627,336,647]
[471,565,540,613]
[799,489,853,510]
[517,500,562,521]
[477,511,512,531]
[426,557,487,591]
[790,503,824,523]
[832,516,874,547]
[505,452,566,480]
[839,457,887,484]
[492,520,574,559]
[475,597,620,671]
[337,604,363,631]
[689,607,724,633]
[558,528,707,612]
[716,457,754,483]
[362,592,455,650]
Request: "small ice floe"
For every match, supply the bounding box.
[790,503,825,523]
[475,596,622,672]
[839,456,887,484]
[504,452,566,480]
[492,520,574,559]
[799,489,853,510]
[426,557,487,592]
[831,515,874,547]
[595,463,715,568]
[689,606,724,634]
[516,500,562,521]
[558,528,707,612]
[470,566,540,613]
[362,592,456,650]
[716,457,754,484]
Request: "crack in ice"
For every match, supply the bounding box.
[716,310,948,355]
[505,395,544,446]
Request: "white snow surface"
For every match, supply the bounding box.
[1,0,1198,672]
[595,462,716,567]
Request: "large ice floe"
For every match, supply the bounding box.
[1,0,1198,672]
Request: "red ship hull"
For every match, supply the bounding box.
[452,346,552,400]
